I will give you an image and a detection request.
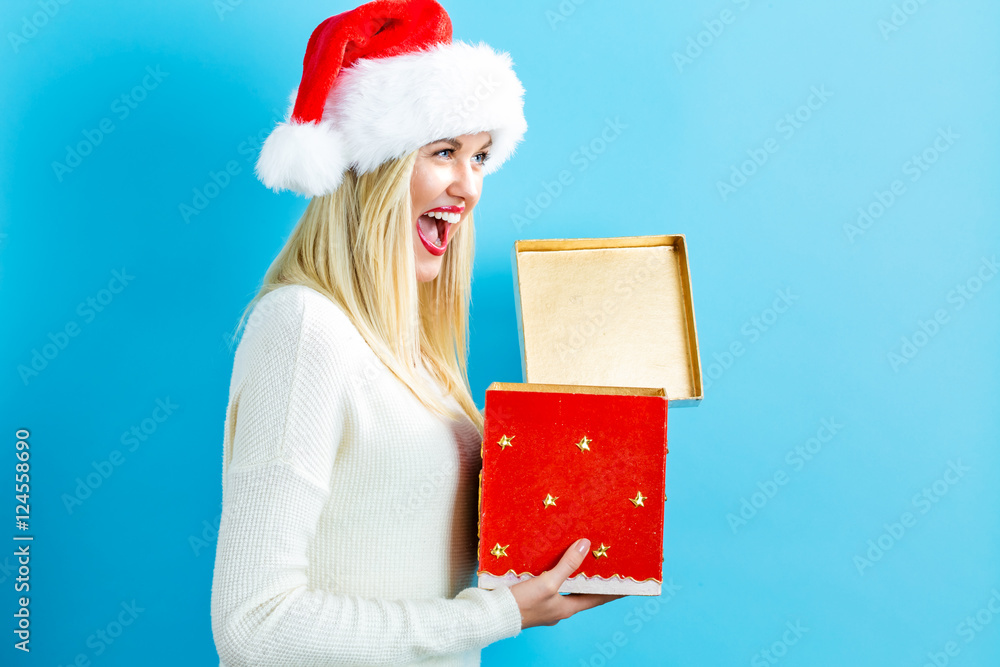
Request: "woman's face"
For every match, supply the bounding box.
[410,131,492,282]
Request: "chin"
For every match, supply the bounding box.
[416,262,442,283]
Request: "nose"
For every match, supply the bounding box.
[448,160,480,209]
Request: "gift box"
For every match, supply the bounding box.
[477,235,702,595]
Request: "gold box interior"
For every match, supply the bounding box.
[511,235,703,406]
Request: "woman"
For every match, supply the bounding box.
[211,2,620,665]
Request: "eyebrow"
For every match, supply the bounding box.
[436,136,493,150]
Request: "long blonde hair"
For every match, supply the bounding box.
[228,149,483,433]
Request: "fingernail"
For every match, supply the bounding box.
[576,539,590,554]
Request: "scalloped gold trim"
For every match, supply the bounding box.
[477,568,662,585]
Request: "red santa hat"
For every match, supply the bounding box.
[255,0,528,198]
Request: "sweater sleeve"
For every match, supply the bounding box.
[211,288,522,667]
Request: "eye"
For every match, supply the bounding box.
[435,148,453,158]
[474,151,491,165]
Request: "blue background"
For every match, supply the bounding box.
[2,0,998,665]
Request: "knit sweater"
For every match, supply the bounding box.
[211,284,523,666]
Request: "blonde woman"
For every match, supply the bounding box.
[210,2,620,665]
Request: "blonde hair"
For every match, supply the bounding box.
[228,149,483,433]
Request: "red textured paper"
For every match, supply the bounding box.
[478,386,668,583]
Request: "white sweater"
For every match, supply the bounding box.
[211,284,523,666]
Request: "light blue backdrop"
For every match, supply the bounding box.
[1,0,997,665]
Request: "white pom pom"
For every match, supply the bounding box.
[254,119,348,198]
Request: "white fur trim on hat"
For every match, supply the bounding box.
[255,40,527,198]
[254,119,351,198]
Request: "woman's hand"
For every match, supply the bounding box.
[509,539,624,629]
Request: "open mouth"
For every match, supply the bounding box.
[417,214,449,249]
[416,208,464,256]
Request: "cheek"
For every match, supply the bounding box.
[412,165,447,206]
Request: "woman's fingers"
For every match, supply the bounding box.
[539,538,590,590]
[560,593,626,616]
[510,539,627,628]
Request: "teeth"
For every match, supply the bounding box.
[424,211,461,223]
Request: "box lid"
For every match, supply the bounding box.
[511,234,703,406]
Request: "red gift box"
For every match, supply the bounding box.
[476,235,702,596]
[477,382,668,595]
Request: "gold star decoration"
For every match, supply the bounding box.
[497,434,514,450]
[574,435,591,452]
[490,543,509,558]
[543,493,558,508]
[592,543,610,559]
[629,491,647,507]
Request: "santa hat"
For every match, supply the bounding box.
[255,0,528,198]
